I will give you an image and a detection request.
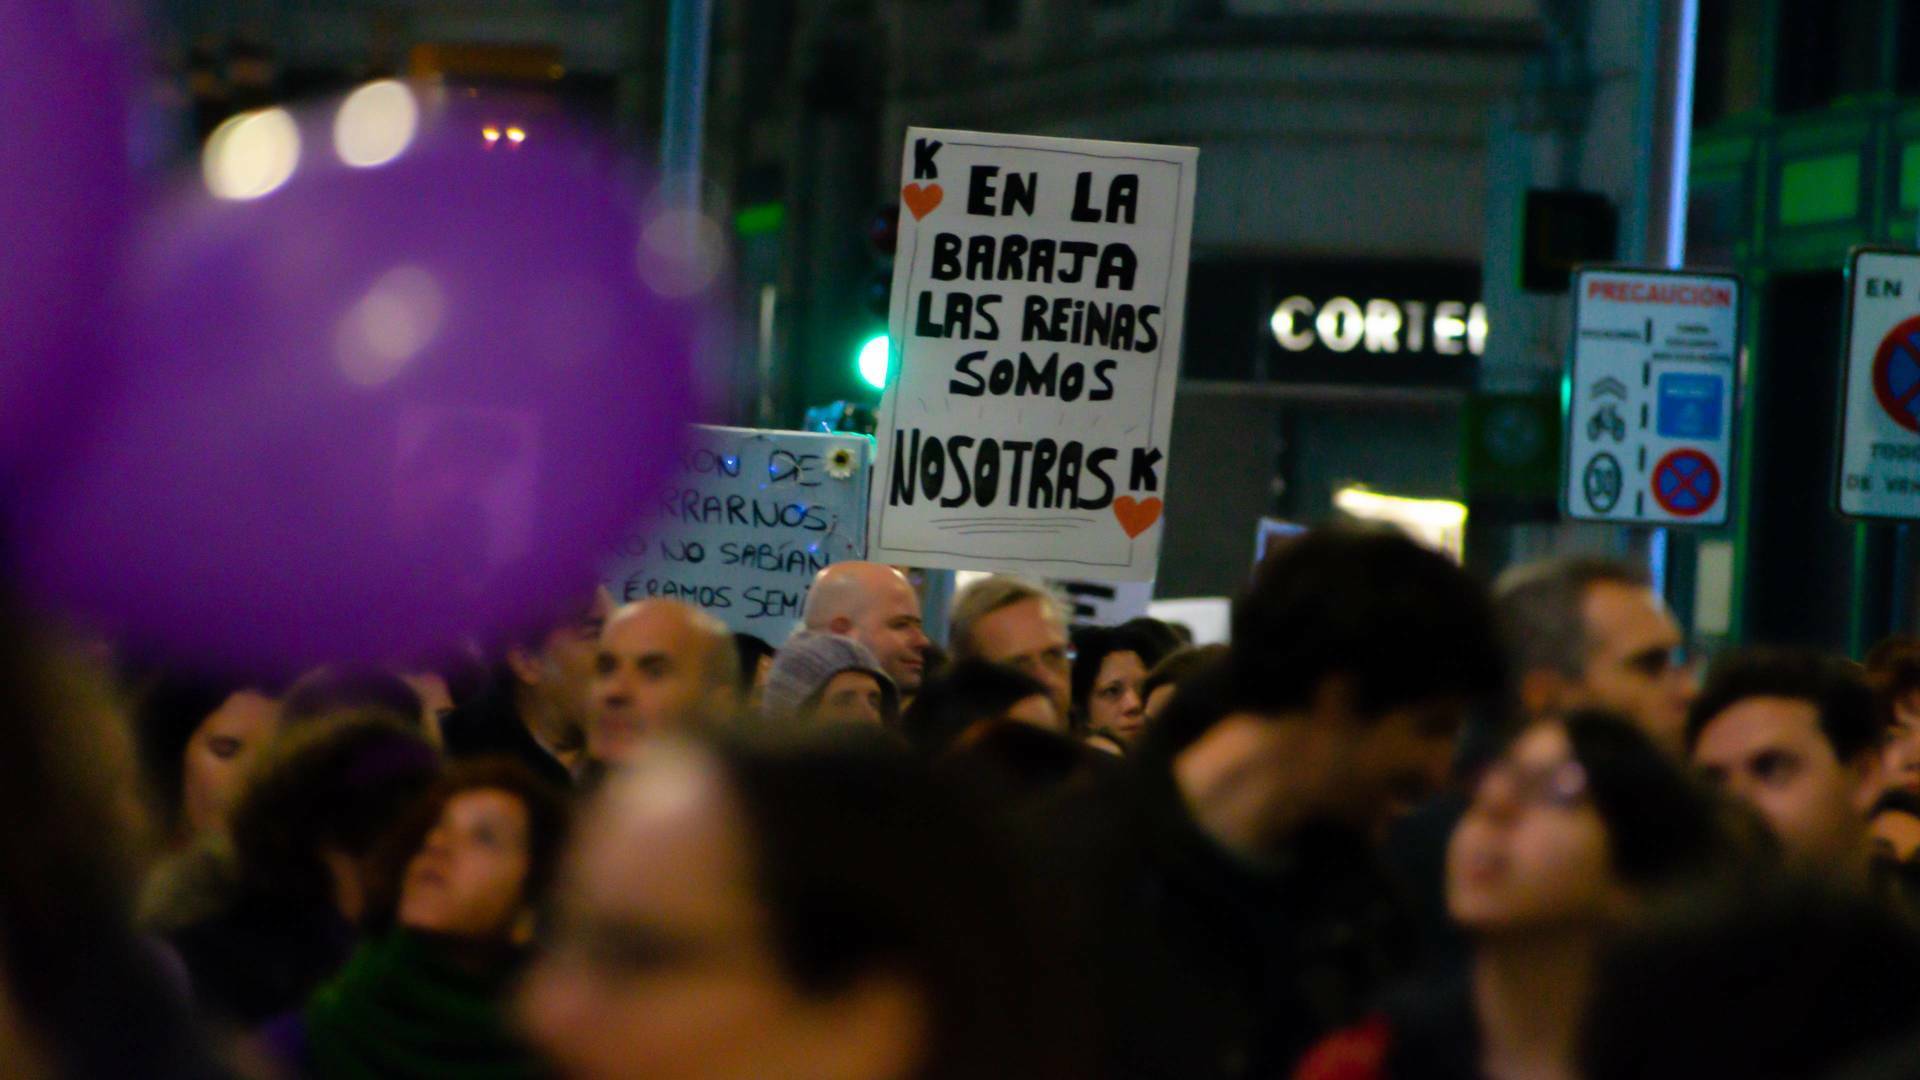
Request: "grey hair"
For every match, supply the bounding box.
[1492,555,1652,678]
[947,575,1067,661]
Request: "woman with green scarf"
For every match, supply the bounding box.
[261,759,571,1079]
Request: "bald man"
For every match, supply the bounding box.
[802,562,931,706]
[586,599,739,768]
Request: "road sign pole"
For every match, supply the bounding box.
[659,0,713,209]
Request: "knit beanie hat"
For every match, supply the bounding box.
[762,630,898,723]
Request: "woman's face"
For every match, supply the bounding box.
[1446,724,1624,934]
[179,690,280,840]
[1883,691,1920,796]
[521,752,925,1080]
[1086,650,1148,742]
[399,788,534,942]
[808,671,886,728]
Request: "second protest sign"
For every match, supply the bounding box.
[868,127,1197,581]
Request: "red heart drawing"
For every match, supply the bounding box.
[901,183,943,220]
[1113,496,1163,539]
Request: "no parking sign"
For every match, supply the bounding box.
[1564,267,1741,526]
[1839,248,1920,519]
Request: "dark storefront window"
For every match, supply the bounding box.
[1744,272,1855,649]
[1897,1,1920,96]
[1772,0,1882,113]
[1693,0,1767,128]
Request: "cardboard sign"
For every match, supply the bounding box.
[604,426,870,641]
[868,127,1198,581]
[1051,578,1154,628]
[1564,267,1741,526]
[1839,248,1920,519]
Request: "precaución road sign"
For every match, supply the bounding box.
[1839,249,1920,520]
[1565,267,1740,526]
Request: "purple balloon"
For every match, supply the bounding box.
[0,2,135,478]
[13,86,708,677]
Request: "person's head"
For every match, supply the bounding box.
[588,600,739,767]
[519,736,1083,1080]
[803,563,931,697]
[1581,882,1920,1080]
[0,605,210,1079]
[900,660,1062,757]
[761,631,900,730]
[1870,789,1920,864]
[941,720,1119,807]
[1687,648,1881,876]
[399,670,456,746]
[1139,645,1227,730]
[1159,527,1506,836]
[281,666,426,732]
[732,634,776,709]
[506,588,614,741]
[1070,623,1172,743]
[364,760,571,947]
[228,713,441,922]
[1447,710,1725,937]
[948,576,1071,720]
[1492,556,1694,754]
[133,675,282,845]
[1867,635,1920,796]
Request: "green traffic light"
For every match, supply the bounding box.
[857,333,890,390]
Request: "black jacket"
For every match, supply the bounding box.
[438,673,575,791]
[1024,764,1417,1080]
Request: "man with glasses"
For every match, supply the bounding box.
[948,575,1074,723]
[1492,555,1695,757]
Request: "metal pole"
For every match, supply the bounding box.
[1639,0,1699,601]
[659,0,713,208]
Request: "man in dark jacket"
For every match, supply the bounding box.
[1030,527,1508,1079]
[440,589,610,789]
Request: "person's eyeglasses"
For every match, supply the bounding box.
[1483,758,1589,809]
[1009,645,1073,676]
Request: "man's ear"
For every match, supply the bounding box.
[801,970,929,1080]
[827,615,856,635]
[506,647,543,687]
[1848,749,1887,815]
[508,905,538,948]
[1516,668,1575,722]
[1304,674,1361,728]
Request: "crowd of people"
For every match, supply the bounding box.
[11,526,1920,1078]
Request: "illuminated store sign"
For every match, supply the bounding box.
[1268,296,1488,356]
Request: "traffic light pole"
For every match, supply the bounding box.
[660,0,713,208]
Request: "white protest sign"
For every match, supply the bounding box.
[1051,578,1154,628]
[1839,248,1920,519]
[604,425,870,641]
[868,127,1197,581]
[1564,267,1741,526]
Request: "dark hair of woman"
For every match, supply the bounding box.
[131,673,251,839]
[361,758,573,936]
[1069,622,1173,731]
[0,601,215,1078]
[900,659,1055,756]
[280,667,424,730]
[227,712,442,912]
[714,734,1091,1080]
[1558,709,1728,891]
[941,719,1119,806]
